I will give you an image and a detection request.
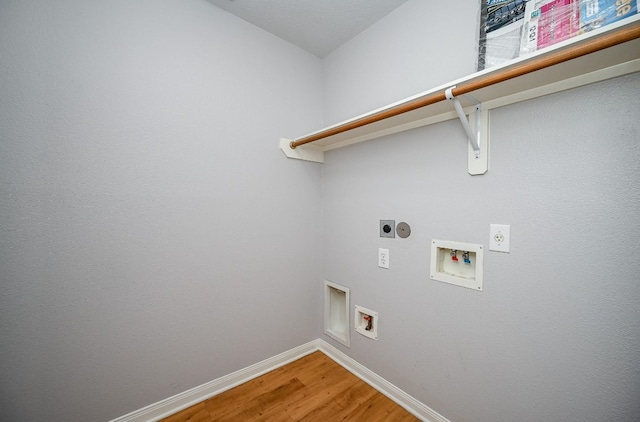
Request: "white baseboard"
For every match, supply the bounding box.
[109,340,318,422]
[316,339,450,422]
[110,338,450,422]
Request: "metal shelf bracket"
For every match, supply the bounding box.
[445,86,489,175]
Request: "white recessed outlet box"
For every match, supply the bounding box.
[355,305,378,340]
[324,281,350,347]
[430,239,484,291]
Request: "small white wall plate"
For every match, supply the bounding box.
[489,224,510,252]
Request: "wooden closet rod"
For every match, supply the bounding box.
[290,23,640,150]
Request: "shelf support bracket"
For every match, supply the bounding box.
[445,86,488,175]
[279,138,324,163]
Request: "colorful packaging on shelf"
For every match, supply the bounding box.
[478,0,530,70]
[580,0,638,32]
[485,0,530,33]
[479,0,639,69]
[521,0,638,54]
[521,0,580,53]
[537,0,581,48]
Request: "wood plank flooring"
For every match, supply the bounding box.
[161,351,420,421]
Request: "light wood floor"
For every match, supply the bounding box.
[161,350,420,421]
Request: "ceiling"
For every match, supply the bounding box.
[206,0,409,58]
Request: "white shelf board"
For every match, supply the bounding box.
[281,15,640,161]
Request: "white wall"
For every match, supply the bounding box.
[322,1,640,421]
[0,1,323,420]
[322,0,479,125]
[3,0,639,420]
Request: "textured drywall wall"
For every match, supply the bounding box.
[322,0,479,125]
[323,74,640,422]
[0,0,323,420]
[321,1,640,421]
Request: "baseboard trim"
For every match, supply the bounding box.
[316,339,450,422]
[109,340,318,422]
[110,338,450,422]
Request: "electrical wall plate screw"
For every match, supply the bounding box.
[380,220,395,238]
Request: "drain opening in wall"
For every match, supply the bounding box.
[355,305,378,340]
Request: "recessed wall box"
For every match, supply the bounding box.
[355,305,378,340]
[380,220,395,238]
[430,239,484,291]
[324,281,350,347]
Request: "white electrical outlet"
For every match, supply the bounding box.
[378,248,389,269]
[489,224,510,252]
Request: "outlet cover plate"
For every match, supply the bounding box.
[489,224,510,252]
[378,248,389,269]
[380,220,395,238]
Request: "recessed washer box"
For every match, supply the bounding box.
[355,305,378,340]
[430,239,484,291]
